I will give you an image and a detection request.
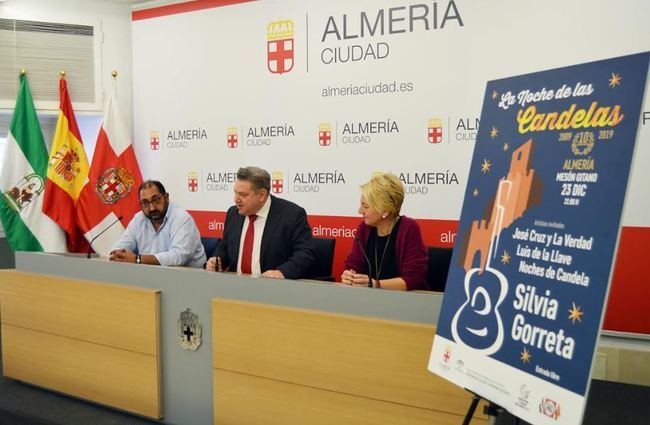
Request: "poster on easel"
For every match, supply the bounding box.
[429,52,649,425]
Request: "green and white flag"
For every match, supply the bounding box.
[0,74,66,252]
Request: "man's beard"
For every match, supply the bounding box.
[146,206,167,223]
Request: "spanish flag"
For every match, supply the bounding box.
[42,75,91,252]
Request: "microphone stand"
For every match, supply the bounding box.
[355,237,374,288]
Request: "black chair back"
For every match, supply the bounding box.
[427,247,453,292]
[306,237,336,281]
[201,237,221,258]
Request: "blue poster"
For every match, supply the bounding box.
[429,52,649,425]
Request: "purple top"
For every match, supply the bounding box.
[344,216,429,290]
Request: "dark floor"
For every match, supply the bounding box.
[0,377,161,425]
[583,379,650,425]
[477,379,650,425]
[0,408,58,425]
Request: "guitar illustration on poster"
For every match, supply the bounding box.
[452,140,542,355]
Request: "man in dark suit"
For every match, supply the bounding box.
[206,166,314,279]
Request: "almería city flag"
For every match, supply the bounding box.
[42,76,91,252]
[0,74,67,252]
[77,86,143,256]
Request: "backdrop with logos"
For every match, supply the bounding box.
[131,0,650,335]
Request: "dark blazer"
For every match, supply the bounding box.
[215,196,315,279]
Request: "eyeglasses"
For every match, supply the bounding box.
[140,195,165,209]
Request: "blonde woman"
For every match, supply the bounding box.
[341,173,428,290]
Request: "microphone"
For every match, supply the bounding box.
[87,215,123,259]
[354,236,374,288]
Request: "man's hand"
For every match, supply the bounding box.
[206,256,225,272]
[261,269,284,279]
[109,249,136,263]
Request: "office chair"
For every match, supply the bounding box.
[306,237,336,281]
[201,237,221,258]
[427,246,453,292]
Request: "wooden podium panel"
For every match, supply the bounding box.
[212,298,486,424]
[213,369,470,425]
[0,270,162,419]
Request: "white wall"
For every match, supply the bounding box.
[0,0,134,133]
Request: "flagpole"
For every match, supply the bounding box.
[111,70,118,101]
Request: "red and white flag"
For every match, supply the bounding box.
[77,87,143,256]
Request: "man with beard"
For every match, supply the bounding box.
[109,180,206,267]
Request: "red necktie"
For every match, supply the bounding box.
[240,215,257,274]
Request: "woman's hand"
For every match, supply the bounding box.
[340,269,356,285]
[341,269,373,287]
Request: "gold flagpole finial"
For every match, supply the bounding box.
[20,69,27,76]
[60,70,66,77]
[111,70,118,79]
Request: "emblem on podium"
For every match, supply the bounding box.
[177,308,202,351]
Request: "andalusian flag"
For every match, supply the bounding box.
[0,74,66,252]
[42,76,91,252]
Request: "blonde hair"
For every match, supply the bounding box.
[360,172,404,217]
